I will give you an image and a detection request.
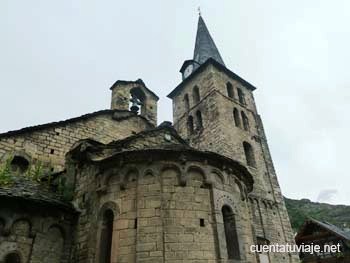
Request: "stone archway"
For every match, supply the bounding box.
[4,252,21,263]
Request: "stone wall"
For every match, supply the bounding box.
[110,80,158,126]
[0,199,75,263]
[70,148,255,263]
[171,63,298,262]
[0,111,152,171]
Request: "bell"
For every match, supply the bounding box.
[130,96,140,113]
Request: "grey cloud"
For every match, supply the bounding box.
[317,189,338,203]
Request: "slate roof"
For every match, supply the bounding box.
[296,218,350,241]
[0,176,75,212]
[68,124,254,192]
[311,219,350,240]
[169,15,257,99]
[68,124,191,160]
[194,15,225,66]
[0,109,149,138]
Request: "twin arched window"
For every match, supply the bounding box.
[233,108,250,131]
[185,86,204,136]
[226,82,246,105]
[222,205,240,259]
[187,111,203,135]
[184,86,201,113]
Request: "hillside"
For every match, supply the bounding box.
[284,197,350,232]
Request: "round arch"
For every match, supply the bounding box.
[4,252,21,263]
[98,202,119,221]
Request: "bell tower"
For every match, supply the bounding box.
[110,78,159,126]
[168,15,298,263]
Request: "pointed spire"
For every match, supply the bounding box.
[193,15,225,66]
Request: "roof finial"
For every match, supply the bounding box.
[197,6,201,16]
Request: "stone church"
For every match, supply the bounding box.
[0,15,298,263]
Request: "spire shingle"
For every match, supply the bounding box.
[193,16,225,66]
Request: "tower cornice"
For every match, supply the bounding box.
[168,58,256,99]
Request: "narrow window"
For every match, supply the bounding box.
[226,82,234,99]
[257,237,270,263]
[50,149,55,154]
[184,94,190,112]
[237,88,245,105]
[4,253,21,263]
[222,206,240,259]
[187,116,194,135]
[134,218,138,229]
[233,108,241,128]
[193,86,200,104]
[243,141,256,167]
[10,156,29,173]
[46,226,65,262]
[196,110,203,130]
[241,111,249,131]
[99,209,114,263]
[200,218,205,227]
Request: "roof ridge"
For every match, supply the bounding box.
[0,109,150,138]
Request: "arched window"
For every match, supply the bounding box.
[241,111,249,131]
[10,156,29,173]
[196,110,203,130]
[130,87,146,114]
[226,82,234,99]
[99,209,114,263]
[222,206,240,260]
[233,108,241,127]
[193,86,200,104]
[45,226,65,263]
[243,142,256,167]
[187,116,194,135]
[256,237,270,262]
[4,253,21,263]
[237,88,245,105]
[184,94,190,112]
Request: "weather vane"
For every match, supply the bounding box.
[198,6,201,16]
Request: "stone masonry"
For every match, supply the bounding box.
[0,14,298,263]
[67,126,256,263]
[169,60,297,262]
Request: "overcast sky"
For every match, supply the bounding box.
[1,1,349,205]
